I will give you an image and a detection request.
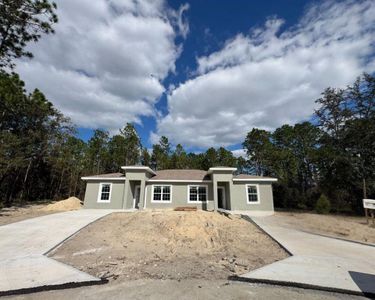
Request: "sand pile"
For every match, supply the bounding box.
[41,197,82,211]
[50,211,288,281]
[158,212,230,252]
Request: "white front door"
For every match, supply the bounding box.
[134,185,141,209]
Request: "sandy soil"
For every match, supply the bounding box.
[0,197,82,226]
[49,211,288,281]
[39,197,82,212]
[273,211,375,244]
[0,204,55,226]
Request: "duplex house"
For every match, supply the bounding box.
[82,166,277,215]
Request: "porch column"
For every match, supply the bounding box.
[213,177,218,211]
[138,179,146,210]
[228,180,234,211]
[122,179,130,209]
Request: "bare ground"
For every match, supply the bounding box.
[0,197,82,226]
[0,204,56,226]
[49,211,288,281]
[273,211,375,244]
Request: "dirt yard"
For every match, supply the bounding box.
[273,211,375,244]
[0,197,82,226]
[49,211,288,281]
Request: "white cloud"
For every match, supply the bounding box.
[16,0,188,131]
[156,0,375,148]
[231,149,247,158]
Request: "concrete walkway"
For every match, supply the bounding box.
[239,216,375,297]
[0,210,116,294]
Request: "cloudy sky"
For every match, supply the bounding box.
[16,0,375,153]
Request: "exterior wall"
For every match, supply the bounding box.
[82,173,275,212]
[123,170,149,209]
[230,181,274,212]
[145,182,214,210]
[83,181,125,209]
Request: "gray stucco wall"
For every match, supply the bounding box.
[144,182,214,210]
[83,181,125,209]
[230,182,274,211]
[82,178,274,212]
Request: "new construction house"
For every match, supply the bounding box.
[82,166,277,215]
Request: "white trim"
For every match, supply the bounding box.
[121,166,156,175]
[151,184,173,203]
[187,184,208,203]
[97,183,112,203]
[233,178,277,182]
[82,177,125,181]
[217,186,226,209]
[148,179,212,183]
[133,185,141,209]
[245,184,260,204]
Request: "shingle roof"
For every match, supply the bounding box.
[150,169,211,181]
[83,172,125,178]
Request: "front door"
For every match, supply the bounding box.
[134,185,141,209]
[218,187,225,209]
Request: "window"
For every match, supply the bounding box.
[98,183,112,202]
[152,185,172,202]
[246,184,259,204]
[188,185,207,202]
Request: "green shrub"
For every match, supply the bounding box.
[315,194,331,214]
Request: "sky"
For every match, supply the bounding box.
[15,0,375,156]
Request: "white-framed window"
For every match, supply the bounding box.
[97,183,112,203]
[188,185,207,202]
[246,184,260,204]
[152,185,172,203]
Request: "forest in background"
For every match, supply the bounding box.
[0,1,374,214]
[1,72,374,214]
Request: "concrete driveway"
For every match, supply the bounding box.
[0,209,116,295]
[239,216,375,297]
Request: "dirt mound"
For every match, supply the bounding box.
[157,212,235,252]
[40,197,82,212]
[50,211,288,281]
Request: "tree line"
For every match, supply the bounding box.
[1,71,374,214]
[243,74,374,214]
[0,71,246,206]
[1,1,374,214]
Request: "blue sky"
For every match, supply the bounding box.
[16,0,375,154]
[136,0,310,151]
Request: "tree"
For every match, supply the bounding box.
[120,123,141,165]
[86,129,109,174]
[216,147,236,167]
[151,136,171,170]
[243,129,274,176]
[315,87,352,142]
[107,135,127,172]
[201,147,217,170]
[0,71,72,205]
[140,148,151,166]
[0,0,58,69]
[170,144,188,169]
